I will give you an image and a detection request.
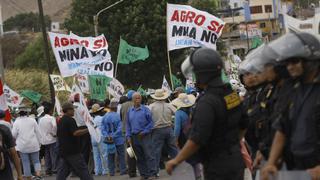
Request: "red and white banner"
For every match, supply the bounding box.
[3,84,24,107]
[48,32,113,78]
[0,80,11,122]
[167,3,225,51]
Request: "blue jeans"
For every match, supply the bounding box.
[19,151,41,177]
[44,142,58,173]
[107,144,127,175]
[132,133,156,178]
[152,126,178,173]
[92,140,108,175]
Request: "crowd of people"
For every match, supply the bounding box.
[1,31,320,180]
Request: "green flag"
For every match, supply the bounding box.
[117,37,149,64]
[88,75,112,101]
[172,74,183,89]
[221,69,230,84]
[251,37,263,49]
[137,86,147,96]
[21,90,42,103]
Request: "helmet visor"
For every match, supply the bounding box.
[264,33,311,62]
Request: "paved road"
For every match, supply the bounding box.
[44,170,171,180]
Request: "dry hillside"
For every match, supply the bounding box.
[1,0,72,22]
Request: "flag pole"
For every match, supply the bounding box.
[115,38,121,79]
[166,3,174,90]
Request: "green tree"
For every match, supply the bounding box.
[64,0,217,88]
[15,35,57,70]
[3,12,51,32]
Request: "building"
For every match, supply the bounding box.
[220,0,282,57]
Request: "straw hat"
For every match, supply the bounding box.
[126,146,137,160]
[37,106,44,117]
[150,89,170,100]
[89,103,104,114]
[171,93,196,108]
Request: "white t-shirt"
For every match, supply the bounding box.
[38,114,57,145]
[12,116,42,153]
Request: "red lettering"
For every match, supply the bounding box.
[70,38,80,45]
[180,11,187,22]
[93,39,103,49]
[186,11,196,23]
[194,15,206,26]
[54,37,60,48]
[207,20,220,32]
[171,10,179,22]
[80,40,89,47]
[61,38,69,46]
[216,24,224,34]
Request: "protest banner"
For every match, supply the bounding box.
[3,85,24,108]
[0,81,12,122]
[50,74,71,92]
[88,75,112,101]
[77,60,114,78]
[76,74,90,94]
[107,78,124,100]
[167,3,225,51]
[48,32,113,77]
[162,75,172,93]
[71,84,101,142]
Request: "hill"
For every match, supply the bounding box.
[1,0,72,22]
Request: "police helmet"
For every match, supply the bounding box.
[181,48,223,84]
[262,32,320,62]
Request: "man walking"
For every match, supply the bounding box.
[126,92,156,180]
[149,89,177,176]
[56,103,93,180]
[38,103,57,176]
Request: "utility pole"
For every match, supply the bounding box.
[37,0,55,104]
[0,4,5,82]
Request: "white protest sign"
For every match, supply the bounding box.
[3,85,23,107]
[50,74,71,92]
[48,32,112,77]
[162,75,172,93]
[107,78,125,100]
[185,75,195,90]
[75,74,90,94]
[167,3,225,51]
[71,84,101,142]
[77,60,114,78]
[54,96,63,116]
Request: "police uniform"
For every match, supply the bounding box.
[189,83,246,179]
[273,76,320,169]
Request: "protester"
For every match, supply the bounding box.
[166,48,247,179]
[56,102,93,180]
[261,32,320,180]
[0,110,12,130]
[120,90,137,177]
[38,103,58,176]
[12,107,42,180]
[72,94,92,168]
[171,93,195,148]
[89,103,108,176]
[0,124,23,180]
[101,101,127,176]
[149,89,178,176]
[126,92,156,179]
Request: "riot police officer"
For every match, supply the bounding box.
[165,48,247,179]
[261,32,320,180]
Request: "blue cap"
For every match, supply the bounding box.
[127,90,136,100]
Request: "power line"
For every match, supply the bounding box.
[8,0,27,12]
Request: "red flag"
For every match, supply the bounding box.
[0,79,11,122]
